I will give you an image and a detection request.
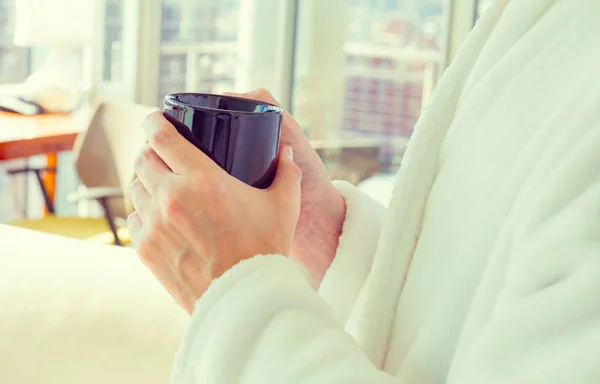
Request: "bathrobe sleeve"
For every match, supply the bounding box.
[170,255,400,383]
[169,182,392,384]
[318,181,386,322]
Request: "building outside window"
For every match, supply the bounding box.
[343,0,447,166]
[158,0,241,106]
[292,0,449,169]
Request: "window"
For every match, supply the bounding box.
[91,0,456,174]
[91,0,467,175]
[103,0,125,83]
[291,0,450,170]
[0,0,28,84]
[157,0,241,106]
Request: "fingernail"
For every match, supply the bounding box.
[286,146,293,160]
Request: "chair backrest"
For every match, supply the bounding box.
[73,101,158,219]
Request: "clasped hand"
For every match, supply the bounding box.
[128,112,301,314]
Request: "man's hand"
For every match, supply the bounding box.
[128,112,302,314]
[226,89,346,283]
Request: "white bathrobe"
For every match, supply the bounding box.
[172,0,600,382]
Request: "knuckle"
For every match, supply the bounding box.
[137,239,156,261]
[143,112,170,145]
[147,217,166,237]
[130,182,148,211]
[134,144,152,170]
[257,88,280,105]
[133,150,145,170]
[130,177,142,194]
[256,88,271,97]
[248,88,279,105]
[282,161,303,183]
[290,162,302,178]
[164,189,185,217]
[126,212,140,228]
[141,143,154,157]
[150,126,168,146]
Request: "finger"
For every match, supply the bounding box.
[134,144,171,196]
[143,111,217,175]
[234,89,282,107]
[269,146,302,203]
[232,90,301,127]
[127,212,143,245]
[130,178,152,222]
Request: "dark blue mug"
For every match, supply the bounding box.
[163,93,283,189]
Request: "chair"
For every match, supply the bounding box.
[8,101,158,245]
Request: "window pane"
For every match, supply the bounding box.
[292,0,450,172]
[157,0,241,106]
[0,0,28,84]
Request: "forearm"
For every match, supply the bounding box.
[292,177,387,324]
[291,187,346,283]
[172,255,398,383]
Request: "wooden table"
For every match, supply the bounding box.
[0,111,82,207]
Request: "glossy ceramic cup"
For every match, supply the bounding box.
[163,93,283,189]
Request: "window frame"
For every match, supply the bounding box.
[92,0,142,102]
[132,0,297,109]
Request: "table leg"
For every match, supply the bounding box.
[43,153,58,215]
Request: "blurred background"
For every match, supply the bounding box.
[0,0,491,244]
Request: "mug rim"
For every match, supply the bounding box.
[164,92,283,115]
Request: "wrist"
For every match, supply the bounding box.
[292,187,346,282]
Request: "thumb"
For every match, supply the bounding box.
[269,146,302,201]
